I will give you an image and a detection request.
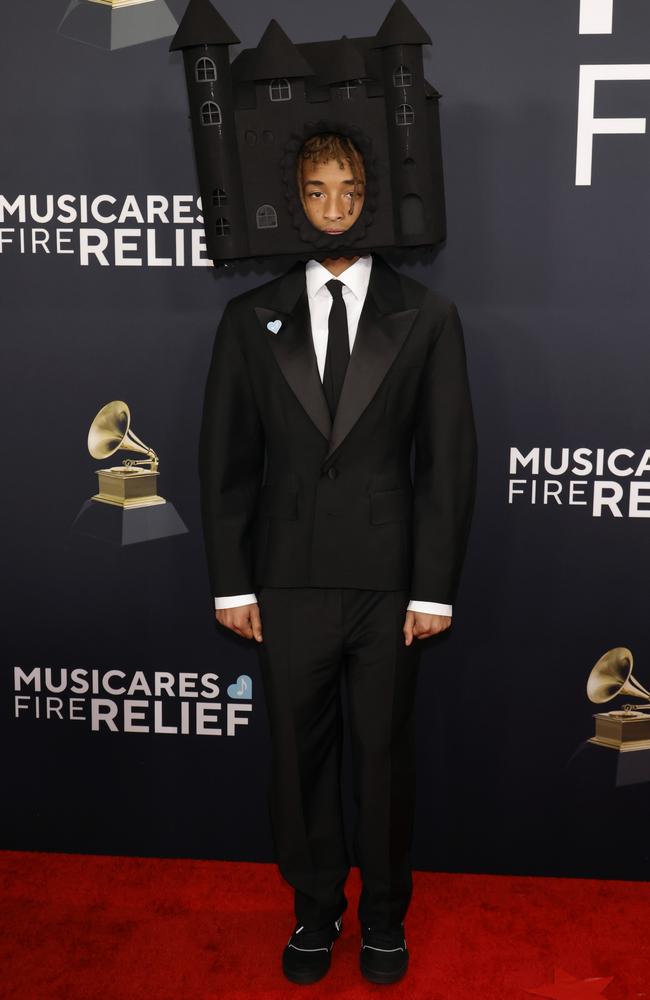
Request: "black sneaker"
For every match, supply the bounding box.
[360,923,409,984]
[282,915,343,985]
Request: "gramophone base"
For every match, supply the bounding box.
[58,0,177,51]
[588,735,650,752]
[590,709,650,750]
[90,493,166,509]
[71,498,188,545]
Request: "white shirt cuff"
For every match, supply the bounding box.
[214,595,451,614]
[214,594,258,609]
[407,600,453,617]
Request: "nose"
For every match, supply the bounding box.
[323,196,344,221]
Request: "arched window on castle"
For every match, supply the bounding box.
[215,218,230,237]
[195,57,217,83]
[269,78,291,102]
[256,205,278,230]
[201,101,222,126]
[213,188,227,207]
[393,65,412,88]
[396,104,415,126]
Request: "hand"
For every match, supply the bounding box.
[215,603,263,643]
[403,611,451,646]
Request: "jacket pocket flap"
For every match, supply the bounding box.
[369,488,412,524]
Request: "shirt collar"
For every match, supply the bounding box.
[305,254,373,302]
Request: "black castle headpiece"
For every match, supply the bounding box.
[170,0,446,264]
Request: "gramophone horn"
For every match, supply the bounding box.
[586,647,650,704]
[87,400,157,463]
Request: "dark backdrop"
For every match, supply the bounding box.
[3,0,650,880]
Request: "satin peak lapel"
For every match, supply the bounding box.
[254,255,419,463]
[255,290,332,443]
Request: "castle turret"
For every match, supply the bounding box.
[372,0,445,245]
[240,19,314,108]
[170,0,249,262]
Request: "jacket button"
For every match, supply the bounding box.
[327,467,338,480]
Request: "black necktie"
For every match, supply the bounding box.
[323,279,350,420]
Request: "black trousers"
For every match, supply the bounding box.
[256,586,422,931]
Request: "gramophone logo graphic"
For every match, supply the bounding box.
[71,400,188,544]
[88,400,165,508]
[58,0,177,51]
[587,647,650,751]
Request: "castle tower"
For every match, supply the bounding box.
[232,18,315,257]
[170,0,249,262]
[372,0,446,246]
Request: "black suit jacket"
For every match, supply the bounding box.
[198,253,477,605]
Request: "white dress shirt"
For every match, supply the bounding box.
[214,255,453,618]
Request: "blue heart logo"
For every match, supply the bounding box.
[267,319,282,334]
[227,674,253,700]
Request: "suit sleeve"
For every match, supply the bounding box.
[410,300,477,606]
[198,302,265,598]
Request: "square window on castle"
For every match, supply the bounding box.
[336,79,361,100]
[195,57,217,83]
[215,218,231,237]
[269,78,291,102]
[213,188,228,207]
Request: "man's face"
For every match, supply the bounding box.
[298,155,365,236]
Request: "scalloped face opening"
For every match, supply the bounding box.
[280,119,380,254]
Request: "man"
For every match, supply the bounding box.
[198,132,477,985]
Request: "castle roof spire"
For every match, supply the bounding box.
[372,0,432,49]
[245,19,315,80]
[169,0,240,52]
[318,36,367,86]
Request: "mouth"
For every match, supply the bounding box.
[323,228,345,235]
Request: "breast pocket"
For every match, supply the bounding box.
[369,488,412,524]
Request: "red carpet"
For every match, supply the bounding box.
[1,850,649,999]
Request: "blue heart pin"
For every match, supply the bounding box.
[267,319,282,334]
[227,674,253,700]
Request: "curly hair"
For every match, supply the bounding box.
[298,132,366,178]
[296,132,366,214]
